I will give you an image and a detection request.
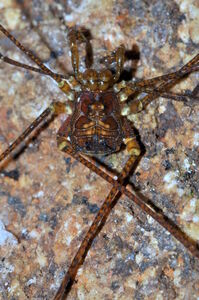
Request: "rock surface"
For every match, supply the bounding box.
[0,1,199,299]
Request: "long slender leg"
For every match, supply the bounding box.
[0,24,62,83]
[16,0,71,75]
[138,90,198,105]
[113,53,199,100]
[114,54,199,114]
[133,54,199,89]
[120,88,199,112]
[0,101,66,163]
[142,89,199,105]
[55,143,199,300]
[63,148,199,259]
[54,141,141,300]
[122,70,199,102]
[128,80,198,114]
[1,52,197,106]
[132,53,199,89]
[0,52,68,79]
[0,26,81,102]
[116,53,199,114]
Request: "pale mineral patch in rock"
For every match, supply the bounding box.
[0,1,198,299]
[0,220,18,246]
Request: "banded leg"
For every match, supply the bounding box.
[63,147,199,259]
[145,89,199,105]
[127,80,198,115]
[0,24,94,87]
[56,124,199,297]
[54,138,141,300]
[0,25,81,104]
[0,24,62,83]
[0,101,66,163]
[114,53,199,114]
[133,53,199,89]
[120,87,199,114]
[0,52,67,79]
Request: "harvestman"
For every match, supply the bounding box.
[0,24,199,300]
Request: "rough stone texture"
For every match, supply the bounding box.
[0,0,199,300]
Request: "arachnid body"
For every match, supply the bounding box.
[0,3,199,300]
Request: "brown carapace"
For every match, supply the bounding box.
[60,93,113,153]
[58,91,131,155]
[0,24,199,300]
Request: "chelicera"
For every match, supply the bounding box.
[0,24,199,300]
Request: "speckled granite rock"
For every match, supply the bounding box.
[0,1,199,300]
